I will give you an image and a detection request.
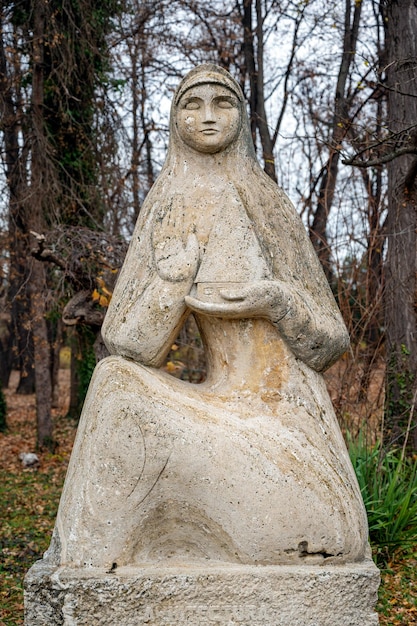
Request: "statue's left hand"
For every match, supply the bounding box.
[185,280,291,321]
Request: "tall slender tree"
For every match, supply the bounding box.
[0,5,35,393]
[382,0,417,449]
[308,0,363,278]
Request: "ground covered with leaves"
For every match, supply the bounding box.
[0,370,416,625]
[0,372,74,625]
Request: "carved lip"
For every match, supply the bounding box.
[200,128,218,135]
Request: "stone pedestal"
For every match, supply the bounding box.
[25,560,380,625]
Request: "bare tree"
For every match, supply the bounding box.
[382,0,417,449]
[0,0,121,445]
[308,0,363,278]
[0,8,35,393]
[29,0,54,446]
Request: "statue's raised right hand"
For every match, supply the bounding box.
[155,233,199,282]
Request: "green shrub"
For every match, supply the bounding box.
[348,433,417,564]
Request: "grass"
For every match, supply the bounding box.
[0,463,67,625]
[348,433,417,565]
[0,372,73,626]
[347,433,417,623]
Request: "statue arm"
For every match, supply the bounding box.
[274,220,350,371]
[185,279,349,372]
[272,285,349,372]
[102,273,192,367]
[102,233,199,368]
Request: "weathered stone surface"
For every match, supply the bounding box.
[46,353,369,569]
[25,560,380,626]
[25,64,379,623]
[42,64,368,570]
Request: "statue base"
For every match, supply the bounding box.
[25,560,380,625]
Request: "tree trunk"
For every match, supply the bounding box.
[241,0,277,181]
[254,0,277,182]
[309,0,362,279]
[51,318,63,408]
[30,259,53,448]
[383,0,417,450]
[242,0,257,147]
[0,20,35,393]
[11,262,36,394]
[0,308,13,389]
[30,0,53,448]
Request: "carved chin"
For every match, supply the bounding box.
[180,135,233,154]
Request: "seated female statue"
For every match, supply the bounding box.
[47,65,369,569]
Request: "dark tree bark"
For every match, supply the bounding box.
[30,0,54,448]
[30,260,53,448]
[241,0,277,182]
[383,0,417,450]
[359,165,385,396]
[0,307,13,389]
[0,16,35,392]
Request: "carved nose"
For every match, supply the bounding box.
[202,104,216,123]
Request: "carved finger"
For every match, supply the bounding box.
[218,289,246,302]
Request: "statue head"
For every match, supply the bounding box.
[170,64,251,157]
[176,83,241,154]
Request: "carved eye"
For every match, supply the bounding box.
[216,98,235,109]
[183,100,200,110]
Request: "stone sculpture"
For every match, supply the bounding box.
[25,64,379,625]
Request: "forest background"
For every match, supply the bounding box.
[0,1,417,621]
[2,0,417,451]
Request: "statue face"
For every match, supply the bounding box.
[176,84,241,154]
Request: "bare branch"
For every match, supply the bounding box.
[343,146,417,167]
[30,231,68,270]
